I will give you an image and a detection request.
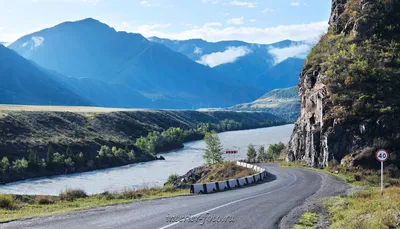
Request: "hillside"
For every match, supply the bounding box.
[230,87,300,120]
[0,107,285,183]
[8,18,263,108]
[286,0,400,168]
[0,45,90,106]
[149,37,307,91]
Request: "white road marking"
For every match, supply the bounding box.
[159,172,298,229]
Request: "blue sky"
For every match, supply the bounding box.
[0,0,331,44]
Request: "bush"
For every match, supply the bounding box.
[0,194,15,209]
[60,189,88,201]
[162,183,176,192]
[36,196,54,205]
[166,174,179,184]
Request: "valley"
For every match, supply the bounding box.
[0,106,288,184]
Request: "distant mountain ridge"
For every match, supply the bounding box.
[229,86,300,120]
[9,18,263,109]
[149,37,308,91]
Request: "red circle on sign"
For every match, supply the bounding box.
[376,149,389,162]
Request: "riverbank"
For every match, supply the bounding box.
[0,109,289,184]
[0,162,255,222]
[0,124,294,195]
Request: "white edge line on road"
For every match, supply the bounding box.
[159,172,298,229]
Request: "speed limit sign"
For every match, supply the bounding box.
[376,149,389,162]
[376,149,389,195]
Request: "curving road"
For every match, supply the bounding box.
[0,164,349,229]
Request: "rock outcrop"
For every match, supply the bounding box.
[286,0,400,168]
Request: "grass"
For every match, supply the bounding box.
[197,162,258,183]
[324,187,400,229]
[280,161,400,188]
[293,212,319,229]
[0,187,189,222]
[281,160,400,228]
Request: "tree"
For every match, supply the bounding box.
[264,142,286,161]
[257,146,265,161]
[28,149,38,168]
[98,146,112,158]
[64,157,75,170]
[0,157,10,173]
[203,131,224,165]
[46,145,54,163]
[12,158,28,173]
[247,144,257,161]
[66,147,73,158]
[127,150,135,161]
[52,153,65,165]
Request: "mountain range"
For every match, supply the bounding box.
[2,18,308,110]
[0,44,90,106]
[149,37,307,91]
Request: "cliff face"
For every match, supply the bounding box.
[287,0,400,168]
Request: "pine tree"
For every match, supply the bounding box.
[257,146,265,161]
[247,144,257,161]
[0,157,10,173]
[203,131,224,165]
[66,147,73,158]
[28,149,38,167]
[46,145,54,163]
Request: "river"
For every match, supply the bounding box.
[0,124,294,195]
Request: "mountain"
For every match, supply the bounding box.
[286,0,400,168]
[229,87,300,120]
[9,18,263,108]
[0,44,90,106]
[149,37,308,91]
[0,42,10,47]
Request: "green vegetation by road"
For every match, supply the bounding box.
[282,158,400,229]
[0,187,190,222]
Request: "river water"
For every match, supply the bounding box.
[0,124,294,195]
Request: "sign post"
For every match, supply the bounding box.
[226,150,238,162]
[375,149,389,195]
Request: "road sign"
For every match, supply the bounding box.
[376,149,389,162]
[376,149,389,195]
[225,150,238,154]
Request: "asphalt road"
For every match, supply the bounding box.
[0,164,349,229]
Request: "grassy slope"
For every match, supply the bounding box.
[229,87,300,119]
[197,162,257,183]
[0,109,283,160]
[281,162,400,229]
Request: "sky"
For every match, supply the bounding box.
[0,0,331,44]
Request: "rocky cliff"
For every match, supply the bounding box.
[286,0,400,168]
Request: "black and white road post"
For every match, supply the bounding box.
[375,149,389,195]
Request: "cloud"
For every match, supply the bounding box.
[249,19,257,22]
[262,8,274,13]
[140,0,160,7]
[132,21,328,45]
[290,2,300,6]
[229,1,257,8]
[268,44,311,64]
[197,46,252,67]
[194,46,203,55]
[227,17,244,25]
[32,36,44,47]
